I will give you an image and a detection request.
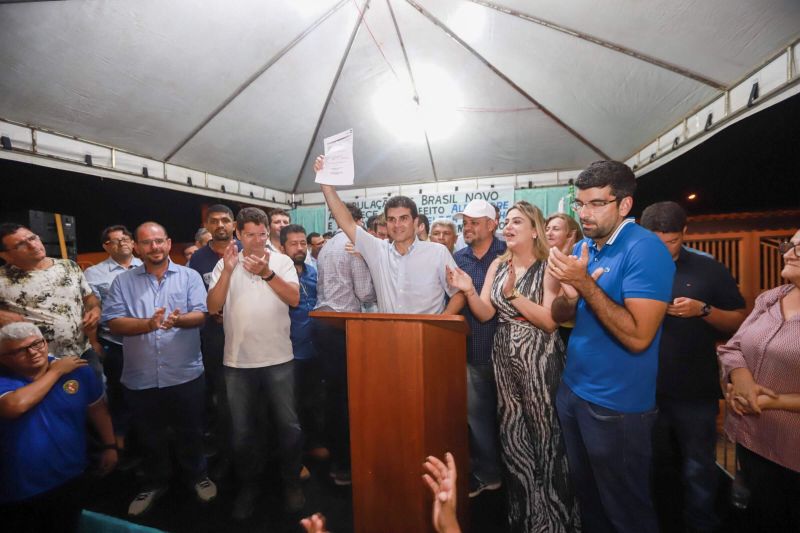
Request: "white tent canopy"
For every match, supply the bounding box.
[0,0,798,200]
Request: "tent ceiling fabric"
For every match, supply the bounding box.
[0,1,798,194]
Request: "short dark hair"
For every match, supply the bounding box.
[345,203,363,222]
[417,214,430,234]
[101,225,133,244]
[134,221,168,242]
[194,227,210,242]
[280,224,307,246]
[322,232,334,239]
[236,207,269,231]
[575,160,636,199]
[0,223,25,251]
[384,195,418,220]
[267,208,290,225]
[306,232,321,244]
[640,201,687,233]
[206,204,234,221]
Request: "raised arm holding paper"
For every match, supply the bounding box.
[315,155,464,315]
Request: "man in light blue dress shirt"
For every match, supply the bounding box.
[102,222,215,516]
[84,225,141,452]
[316,157,465,316]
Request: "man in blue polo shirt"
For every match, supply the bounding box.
[282,224,326,463]
[453,199,506,498]
[548,160,675,533]
[0,322,117,532]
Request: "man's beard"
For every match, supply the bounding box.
[292,253,306,265]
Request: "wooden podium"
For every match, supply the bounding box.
[310,311,470,533]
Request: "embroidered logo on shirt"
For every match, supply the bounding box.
[63,380,80,394]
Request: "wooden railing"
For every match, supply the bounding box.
[685,228,795,309]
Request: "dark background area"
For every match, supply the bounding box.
[1,93,798,253]
[633,91,800,217]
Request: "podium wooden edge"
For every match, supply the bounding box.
[309,310,470,335]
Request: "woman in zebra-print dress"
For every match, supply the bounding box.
[448,201,579,532]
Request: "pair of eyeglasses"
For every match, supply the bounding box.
[1,338,46,357]
[105,238,133,246]
[778,241,799,255]
[571,198,618,212]
[10,234,41,250]
[138,238,167,246]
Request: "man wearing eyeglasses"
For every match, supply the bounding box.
[0,322,117,532]
[0,223,102,372]
[206,207,304,519]
[102,221,216,516]
[548,161,675,533]
[84,225,142,455]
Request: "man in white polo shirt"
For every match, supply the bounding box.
[206,207,303,519]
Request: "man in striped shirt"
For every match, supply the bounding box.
[312,202,376,486]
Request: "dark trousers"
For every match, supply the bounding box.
[653,397,720,531]
[466,363,502,485]
[124,374,207,489]
[0,475,85,533]
[313,319,350,469]
[737,444,800,532]
[294,357,326,450]
[225,362,303,487]
[556,382,659,533]
[99,340,129,437]
[81,347,104,387]
[201,322,231,456]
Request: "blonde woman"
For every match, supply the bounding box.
[448,201,579,532]
[545,213,583,254]
[545,214,583,347]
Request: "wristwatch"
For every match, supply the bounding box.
[700,302,712,317]
[262,271,276,282]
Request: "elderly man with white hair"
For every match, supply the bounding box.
[0,322,117,533]
[430,219,458,254]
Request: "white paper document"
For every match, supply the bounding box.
[315,128,354,186]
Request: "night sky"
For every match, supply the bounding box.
[1,94,798,252]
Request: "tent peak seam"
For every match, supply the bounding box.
[291,0,372,194]
[163,0,352,163]
[404,0,610,160]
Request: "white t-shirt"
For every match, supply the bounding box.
[209,252,299,368]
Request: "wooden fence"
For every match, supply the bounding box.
[685,228,795,309]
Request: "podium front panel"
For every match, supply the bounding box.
[345,318,468,533]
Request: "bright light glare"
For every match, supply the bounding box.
[371,65,463,142]
[289,1,330,18]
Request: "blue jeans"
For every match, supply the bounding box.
[556,382,659,533]
[125,374,207,489]
[653,397,719,531]
[467,363,502,485]
[224,361,303,487]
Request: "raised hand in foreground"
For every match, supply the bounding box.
[422,452,462,533]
